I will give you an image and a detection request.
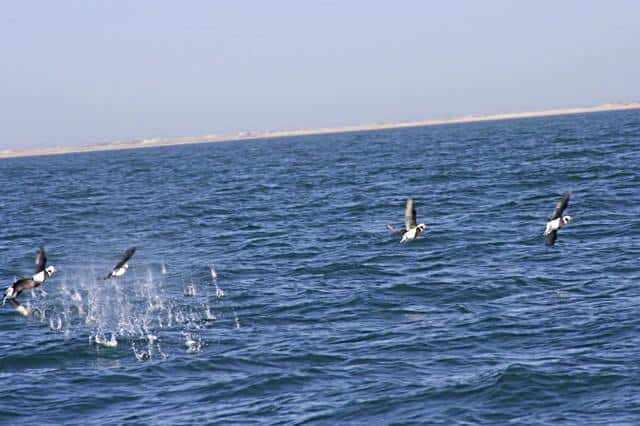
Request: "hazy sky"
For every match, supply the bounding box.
[1,1,639,150]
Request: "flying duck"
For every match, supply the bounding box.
[544,192,572,246]
[3,247,56,316]
[104,247,136,279]
[387,198,427,243]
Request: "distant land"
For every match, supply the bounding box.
[1,102,639,159]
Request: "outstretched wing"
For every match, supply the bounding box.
[545,230,558,246]
[34,247,47,274]
[404,198,417,230]
[114,247,136,270]
[550,192,570,220]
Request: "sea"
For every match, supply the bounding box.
[0,109,639,425]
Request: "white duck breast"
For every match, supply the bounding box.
[32,270,46,282]
[401,227,420,243]
[544,217,562,235]
[112,264,128,277]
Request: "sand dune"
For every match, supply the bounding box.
[2,102,639,159]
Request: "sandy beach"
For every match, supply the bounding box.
[1,102,639,159]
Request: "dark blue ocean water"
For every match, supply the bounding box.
[1,110,639,424]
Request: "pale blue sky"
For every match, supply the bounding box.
[1,1,639,149]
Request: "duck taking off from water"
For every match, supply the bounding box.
[3,247,56,316]
[544,192,572,246]
[104,247,136,279]
[387,198,427,243]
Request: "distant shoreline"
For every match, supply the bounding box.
[2,102,639,159]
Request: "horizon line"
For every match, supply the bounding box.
[2,102,639,160]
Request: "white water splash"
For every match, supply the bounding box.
[210,266,225,298]
[210,265,218,280]
[184,280,197,297]
[23,264,239,360]
[233,308,240,329]
[215,285,225,299]
[182,332,202,353]
[94,333,118,347]
[131,333,167,361]
[204,304,216,320]
[49,315,63,331]
[132,343,151,361]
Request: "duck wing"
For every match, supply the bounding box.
[550,192,570,220]
[404,198,417,230]
[114,247,136,270]
[34,247,47,274]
